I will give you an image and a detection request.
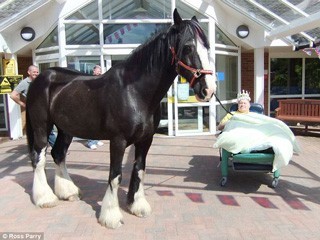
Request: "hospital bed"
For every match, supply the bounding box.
[219,103,280,188]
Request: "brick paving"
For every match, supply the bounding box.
[0,133,319,240]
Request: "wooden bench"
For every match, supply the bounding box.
[275,99,320,131]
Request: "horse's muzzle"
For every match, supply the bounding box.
[195,88,213,102]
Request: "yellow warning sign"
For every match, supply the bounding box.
[0,75,23,94]
[0,77,11,93]
[2,59,16,75]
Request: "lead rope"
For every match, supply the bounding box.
[213,93,234,116]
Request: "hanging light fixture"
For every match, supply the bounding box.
[20,27,36,41]
[236,25,249,39]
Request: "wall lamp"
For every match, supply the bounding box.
[20,27,36,41]
[236,25,249,39]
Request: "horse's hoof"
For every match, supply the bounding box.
[67,194,81,202]
[98,205,124,229]
[35,197,59,208]
[98,218,124,229]
[39,201,59,208]
[55,186,82,201]
[128,198,151,218]
[66,189,82,201]
[33,190,59,208]
[135,209,150,218]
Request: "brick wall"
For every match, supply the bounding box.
[241,52,269,111]
[17,57,33,77]
[241,53,254,97]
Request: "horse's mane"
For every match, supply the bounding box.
[125,27,171,73]
[125,19,209,73]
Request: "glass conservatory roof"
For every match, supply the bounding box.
[221,0,320,45]
[0,0,319,47]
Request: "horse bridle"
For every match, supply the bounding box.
[170,46,233,115]
[170,47,213,88]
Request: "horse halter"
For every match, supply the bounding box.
[170,47,213,88]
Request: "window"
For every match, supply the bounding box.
[270,58,302,95]
[67,0,99,20]
[66,24,100,45]
[216,54,238,121]
[104,23,170,44]
[305,58,320,94]
[0,95,7,130]
[102,0,171,19]
[67,56,100,74]
[37,27,59,49]
[269,57,320,115]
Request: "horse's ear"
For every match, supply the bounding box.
[191,16,199,23]
[173,8,183,25]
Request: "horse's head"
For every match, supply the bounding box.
[170,9,217,102]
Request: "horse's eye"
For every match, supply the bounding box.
[184,45,193,54]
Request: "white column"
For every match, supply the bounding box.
[58,19,67,67]
[208,16,217,134]
[167,85,174,136]
[7,94,23,139]
[254,48,265,105]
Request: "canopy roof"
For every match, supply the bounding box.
[0,0,319,53]
[220,0,320,46]
[0,0,49,32]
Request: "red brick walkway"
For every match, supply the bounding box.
[0,134,319,239]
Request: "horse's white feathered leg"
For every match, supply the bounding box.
[55,161,81,201]
[128,170,151,217]
[99,175,123,229]
[33,148,59,208]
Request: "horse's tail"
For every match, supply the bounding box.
[26,104,36,168]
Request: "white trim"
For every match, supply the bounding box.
[100,19,172,24]
[58,19,67,67]
[215,44,239,50]
[35,53,60,62]
[35,46,59,53]
[254,48,265,105]
[65,49,102,56]
[238,47,242,94]
[215,50,239,56]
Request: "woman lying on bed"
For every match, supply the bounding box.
[215,91,300,172]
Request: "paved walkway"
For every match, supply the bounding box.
[0,133,319,240]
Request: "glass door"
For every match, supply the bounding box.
[39,61,59,72]
[172,77,212,136]
[215,53,239,122]
[0,95,8,131]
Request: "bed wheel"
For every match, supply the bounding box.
[271,178,279,188]
[220,177,227,186]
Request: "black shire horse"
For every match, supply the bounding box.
[26,9,216,228]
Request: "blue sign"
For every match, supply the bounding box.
[216,72,225,81]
